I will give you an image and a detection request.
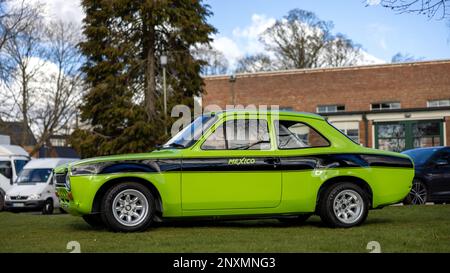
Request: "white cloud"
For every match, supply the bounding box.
[366,0,381,6]
[211,36,243,68]
[29,0,83,26]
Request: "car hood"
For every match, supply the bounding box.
[7,183,47,196]
[65,149,183,169]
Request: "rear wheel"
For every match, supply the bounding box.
[318,182,369,228]
[82,214,105,229]
[42,199,54,215]
[403,180,427,205]
[278,214,312,225]
[101,182,155,232]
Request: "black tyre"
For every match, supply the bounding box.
[278,214,312,225]
[42,199,54,215]
[403,179,427,205]
[318,182,369,228]
[82,214,105,229]
[0,193,4,211]
[100,182,155,232]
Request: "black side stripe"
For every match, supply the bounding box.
[95,154,412,174]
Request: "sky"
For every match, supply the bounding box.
[204,0,450,66]
[26,0,450,67]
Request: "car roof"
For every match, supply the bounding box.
[24,158,79,169]
[210,110,325,121]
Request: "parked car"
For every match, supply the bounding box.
[55,110,414,232]
[0,145,30,211]
[5,158,79,214]
[402,146,450,205]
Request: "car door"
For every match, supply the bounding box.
[427,148,450,198]
[181,115,282,211]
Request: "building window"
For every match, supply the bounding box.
[280,106,294,111]
[371,102,401,111]
[375,120,443,152]
[317,105,345,113]
[427,99,450,108]
[50,138,66,147]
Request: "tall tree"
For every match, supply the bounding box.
[235,53,275,73]
[259,9,362,70]
[369,0,450,19]
[192,44,228,75]
[72,0,215,157]
[0,0,41,82]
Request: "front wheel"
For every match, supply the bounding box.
[42,199,54,215]
[101,182,155,232]
[318,183,369,228]
[403,180,427,205]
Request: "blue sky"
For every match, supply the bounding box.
[204,0,450,64]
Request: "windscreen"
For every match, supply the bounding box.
[16,168,52,184]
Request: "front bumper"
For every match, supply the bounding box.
[5,200,46,211]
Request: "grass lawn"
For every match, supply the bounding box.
[0,205,449,253]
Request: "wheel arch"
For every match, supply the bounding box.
[316,176,373,210]
[91,176,163,216]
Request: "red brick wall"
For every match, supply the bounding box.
[203,61,450,113]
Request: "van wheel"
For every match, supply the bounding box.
[101,182,155,232]
[42,199,54,215]
[0,193,4,211]
[318,182,369,228]
[82,214,105,229]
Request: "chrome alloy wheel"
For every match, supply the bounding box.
[409,181,427,205]
[333,189,364,224]
[112,189,149,227]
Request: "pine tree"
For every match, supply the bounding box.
[71,0,215,157]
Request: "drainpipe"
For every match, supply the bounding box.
[363,113,369,147]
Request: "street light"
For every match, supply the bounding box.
[160,54,168,118]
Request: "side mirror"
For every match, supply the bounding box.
[4,168,13,185]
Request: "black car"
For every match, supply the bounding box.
[402,146,450,205]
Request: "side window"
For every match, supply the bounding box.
[0,161,12,179]
[202,119,271,150]
[14,160,29,175]
[275,120,330,149]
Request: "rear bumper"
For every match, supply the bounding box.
[5,200,46,211]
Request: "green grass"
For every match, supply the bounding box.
[1,205,449,253]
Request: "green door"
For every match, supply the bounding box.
[181,116,282,210]
[375,119,443,152]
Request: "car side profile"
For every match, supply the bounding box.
[55,110,414,232]
[402,146,450,205]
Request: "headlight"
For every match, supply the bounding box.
[28,194,41,200]
[4,194,10,201]
[65,174,71,190]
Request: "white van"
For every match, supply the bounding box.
[0,145,30,211]
[4,158,78,214]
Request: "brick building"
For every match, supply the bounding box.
[202,60,450,152]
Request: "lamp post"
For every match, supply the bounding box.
[160,54,168,118]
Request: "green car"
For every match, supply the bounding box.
[55,110,414,232]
